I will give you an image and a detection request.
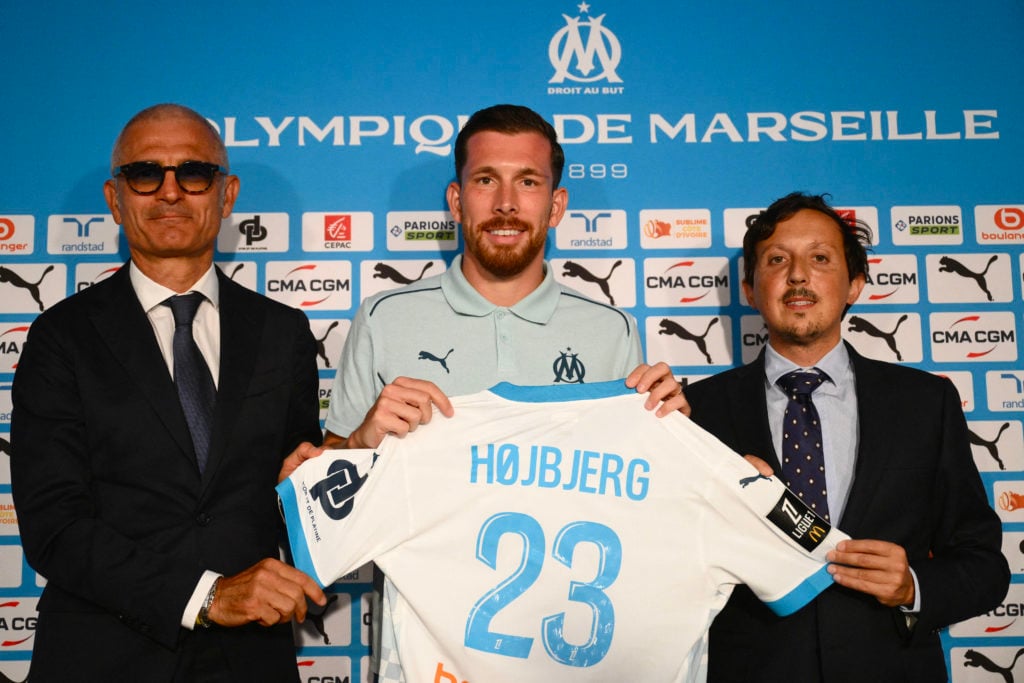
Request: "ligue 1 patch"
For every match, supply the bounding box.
[767,489,831,552]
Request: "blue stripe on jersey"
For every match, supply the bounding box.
[276,479,326,588]
[765,564,835,616]
[489,379,631,403]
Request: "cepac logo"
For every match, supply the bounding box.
[0,216,34,254]
[861,255,919,304]
[547,3,624,95]
[308,318,351,371]
[265,261,352,311]
[47,214,119,254]
[951,581,1024,637]
[832,206,880,245]
[218,212,289,252]
[891,205,963,245]
[0,263,65,313]
[643,257,730,307]
[293,593,352,649]
[0,599,37,650]
[555,209,627,249]
[638,209,712,249]
[968,420,1023,472]
[926,253,1012,303]
[74,262,122,293]
[0,325,30,371]
[975,205,1024,244]
[551,257,636,307]
[843,313,922,363]
[359,259,446,300]
[987,370,1024,412]
[930,312,1017,362]
[302,212,374,252]
[385,211,458,252]
[645,315,732,367]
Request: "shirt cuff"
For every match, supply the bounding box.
[899,567,922,614]
[181,570,222,630]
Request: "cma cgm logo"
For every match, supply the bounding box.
[862,255,918,303]
[930,312,1017,362]
[0,325,29,371]
[548,3,623,90]
[643,258,730,307]
[265,261,352,311]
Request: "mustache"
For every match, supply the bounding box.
[783,287,818,302]
[478,216,532,232]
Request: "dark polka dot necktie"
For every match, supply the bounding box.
[777,370,830,521]
[164,293,217,474]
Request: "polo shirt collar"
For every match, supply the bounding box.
[440,255,560,324]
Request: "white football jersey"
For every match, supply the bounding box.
[278,381,848,683]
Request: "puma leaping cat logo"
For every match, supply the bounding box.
[963,647,1024,683]
[0,265,54,312]
[562,260,622,305]
[739,473,771,488]
[939,255,998,301]
[847,315,908,361]
[657,318,719,365]
[969,422,1011,471]
[374,262,434,285]
[314,321,339,368]
[419,348,454,374]
[306,593,340,645]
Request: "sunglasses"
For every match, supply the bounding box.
[112,161,228,195]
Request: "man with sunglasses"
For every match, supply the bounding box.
[11,103,326,681]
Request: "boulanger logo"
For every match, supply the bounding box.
[645,315,732,367]
[891,205,963,246]
[642,257,730,308]
[975,205,1024,244]
[638,209,712,249]
[845,313,922,363]
[0,216,34,254]
[555,209,627,249]
[359,259,446,300]
[547,3,624,94]
[552,257,635,307]
[47,214,119,254]
[218,212,289,252]
[386,211,458,252]
[861,255,919,304]
[0,263,65,313]
[302,211,374,252]
[265,261,352,311]
[927,253,1012,303]
[930,312,1017,362]
[0,325,29,372]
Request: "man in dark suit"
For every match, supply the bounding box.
[687,192,1008,682]
[11,104,327,681]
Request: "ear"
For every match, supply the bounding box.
[103,179,122,225]
[446,181,462,223]
[847,273,866,307]
[741,280,758,311]
[220,174,240,218]
[548,186,568,228]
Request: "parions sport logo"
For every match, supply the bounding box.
[547,3,624,95]
[385,211,458,252]
[642,257,730,307]
[929,312,1017,362]
[264,261,352,311]
[891,205,963,246]
[861,255,918,304]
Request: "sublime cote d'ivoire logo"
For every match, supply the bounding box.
[548,3,624,95]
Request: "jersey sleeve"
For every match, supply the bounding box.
[277,442,408,587]
[324,302,381,438]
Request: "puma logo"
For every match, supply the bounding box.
[0,265,54,312]
[306,593,340,645]
[969,422,1010,471]
[963,647,1024,682]
[657,318,719,364]
[562,260,622,305]
[373,262,434,285]
[846,315,908,361]
[0,436,10,457]
[939,255,998,301]
[418,348,454,374]
[739,473,771,488]
[225,263,245,280]
[314,321,340,368]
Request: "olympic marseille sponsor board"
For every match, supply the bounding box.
[293,592,352,648]
[307,318,350,372]
[555,209,627,250]
[0,263,66,314]
[975,205,1024,244]
[834,207,880,244]
[1000,531,1024,575]
[73,262,122,293]
[967,420,1024,472]
[926,253,1013,303]
[0,385,12,428]
[0,494,17,537]
[929,312,1018,363]
[891,205,963,246]
[950,646,1024,681]
[0,598,38,652]
[318,378,334,420]
[0,436,10,485]
[47,214,119,254]
[385,211,458,252]
[993,481,1024,524]
[643,314,733,367]
[862,254,919,304]
[950,583,1024,637]
[214,260,258,292]
[295,655,356,683]
[987,370,1024,412]
[218,212,290,252]
[932,371,975,412]
[0,660,29,681]
[638,209,711,249]
[0,546,22,588]
[0,215,34,254]
[739,315,769,364]
[303,212,374,252]
[722,208,763,248]
[642,257,729,308]
[0,323,30,372]
[358,259,446,300]
[551,257,636,307]
[843,312,923,364]
[265,261,352,311]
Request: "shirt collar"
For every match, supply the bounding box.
[764,339,852,389]
[440,255,560,324]
[129,261,220,314]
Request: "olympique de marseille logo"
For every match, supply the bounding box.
[549,3,622,84]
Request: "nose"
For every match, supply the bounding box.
[786,258,808,284]
[154,168,183,202]
[494,183,517,216]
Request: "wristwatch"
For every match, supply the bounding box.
[195,576,221,629]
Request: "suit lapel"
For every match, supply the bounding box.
[727,352,782,473]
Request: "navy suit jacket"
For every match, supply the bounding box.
[687,343,1008,682]
[11,264,321,681]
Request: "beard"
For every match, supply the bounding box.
[463,216,548,278]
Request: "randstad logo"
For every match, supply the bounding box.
[547,3,624,95]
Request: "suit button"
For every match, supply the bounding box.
[196,513,211,526]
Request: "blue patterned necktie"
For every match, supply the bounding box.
[165,293,216,473]
[777,369,830,521]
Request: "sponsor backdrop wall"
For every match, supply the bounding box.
[2,1,1022,680]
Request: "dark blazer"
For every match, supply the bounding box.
[687,343,1008,683]
[11,264,321,682]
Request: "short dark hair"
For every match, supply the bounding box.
[742,192,872,286]
[453,104,565,187]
